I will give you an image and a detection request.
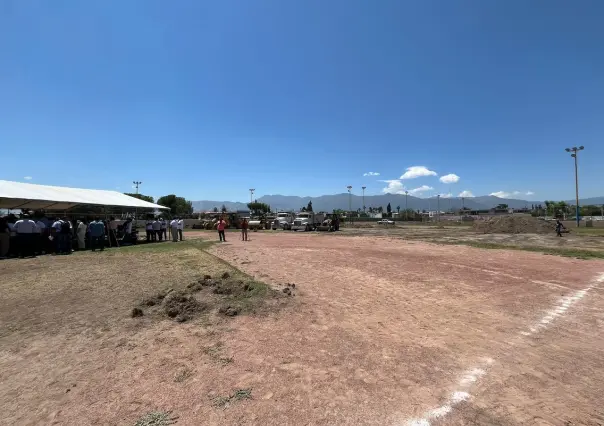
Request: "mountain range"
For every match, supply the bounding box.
[191,194,604,213]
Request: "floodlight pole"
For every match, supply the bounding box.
[133,181,142,195]
[405,190,408,221]
[347,186,352,223]
[249,188,255,204]
[565,146,584,227]
[133,181,142,221]
[362,186,366,213]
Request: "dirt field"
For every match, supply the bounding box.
[2,231,604,425]
[341,224,604,254]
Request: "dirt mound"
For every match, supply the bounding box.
[133,273,286,322]
[473,216,555,234]
[161,290,206,322]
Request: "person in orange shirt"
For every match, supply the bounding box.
[217,217,227,242]
[241,218,248,241]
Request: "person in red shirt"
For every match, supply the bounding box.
[217,217,227,242]
[241,218,249,241]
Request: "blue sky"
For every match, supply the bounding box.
[1,0,603,202]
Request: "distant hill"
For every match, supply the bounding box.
[191,193,604,213]
[565,197,604,205]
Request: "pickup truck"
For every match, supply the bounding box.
[377,219,395,225]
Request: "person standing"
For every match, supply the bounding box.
[555,219,566,237]
[217,217,227,242]
[0,216,10,259]
[161,218,167,241]
[13,214,37,257]
[241,218,248,241]
[77,219,87,250]
[177,217,184,241]
[35,217,47,254]
[145,219,153,242]
[123,218,133,242]
[88,218,105,251]
[51,217,63,253]
[152,218,161,241]
[60,217,73,254]
[170,218,179,242]
[108,216,118,247]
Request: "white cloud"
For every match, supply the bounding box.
[458,190,474,198]
[363,171,380,177]
[490,191,511,198]
[400,166,437,180]
[408,185,434,195]
[380,179,406,194]
[24,176,32,180]
[439,173,460,184]
[490,190,533,198]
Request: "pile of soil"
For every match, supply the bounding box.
[162,290,206,322]
[473,216,555,234]
[132,272,288,322]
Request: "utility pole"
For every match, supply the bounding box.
[362,186,366,213]
[347,186,352,223]
[565,146,584,227]
[249,188,255,204]
[405,190,408,221]
[133,181,142,221]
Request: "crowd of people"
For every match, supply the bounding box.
[0,212,252,259]
[144,218,185,242]
[0,213,141,259]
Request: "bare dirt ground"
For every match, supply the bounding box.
[2,231,604,425]
[203,231,604,425]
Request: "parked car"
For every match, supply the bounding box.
[377,219,395,225]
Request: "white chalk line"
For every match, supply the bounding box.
[404,272,604,426]
[520,272,603,338]
[406,359,492,426]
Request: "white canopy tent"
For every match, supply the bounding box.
[0,180,169,211]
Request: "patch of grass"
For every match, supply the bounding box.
[134,411,178,426]
[572,227,604,237]
[203,342,234,366]
[173,367,193,383]
[438,240,604,259]
[212,388,252,409]
[110,239,215,254]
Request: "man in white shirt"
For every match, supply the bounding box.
[108,216,118,247]
[170,218,179,242]
[13,214,37,257]
[160,219,167,241]
[124,218,133,235]
[152,218,162,241]
[145,220,153,242]
[177,218,184,241]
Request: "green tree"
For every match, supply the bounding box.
[124,193,154,203]
[307,201,313,212]
[247,202,270,216]
[213,207,219,213]
[397,205,401,215]
[157,194,193,216]
[221,204,227,213]
[386,202,392,217]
